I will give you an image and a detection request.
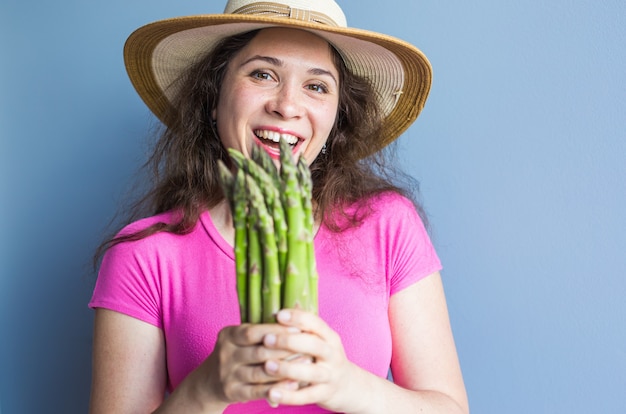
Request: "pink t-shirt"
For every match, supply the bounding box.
[89,192,441,413]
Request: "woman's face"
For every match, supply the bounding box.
[214,28,340,165]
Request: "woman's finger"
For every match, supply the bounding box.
[275,310,339,343]
[224,323,292,346]
[229,342,294,364]
[264,356,328,383]
[267,382,327,407]
[234,362,280,384]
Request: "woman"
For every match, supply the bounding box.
[89,1,469,413]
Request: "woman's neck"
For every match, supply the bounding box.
[209,199,235,246]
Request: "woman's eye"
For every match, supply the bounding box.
[251,71,272,81]
[308,83,329,94]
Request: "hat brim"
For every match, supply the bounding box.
[124,14,432,153]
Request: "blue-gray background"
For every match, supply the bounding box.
[1,1,624,412]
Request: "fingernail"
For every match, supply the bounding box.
[264,333,277,346]
[265,360,278,373]
[269,388,282,402]
[276,310,291,322]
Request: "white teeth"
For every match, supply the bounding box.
[254,130,298,145]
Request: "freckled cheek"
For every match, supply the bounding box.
[217,89,263,137]
[305,116,334,159]
[313,106,338,137]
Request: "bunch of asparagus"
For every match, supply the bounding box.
[218,139,318,323]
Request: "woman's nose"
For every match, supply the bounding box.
[266,83,304,119]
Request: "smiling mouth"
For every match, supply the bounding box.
[254,130,299,147]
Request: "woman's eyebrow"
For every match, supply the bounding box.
[240,55,338,85]
[241,55,281,67]
[309,67,338,86]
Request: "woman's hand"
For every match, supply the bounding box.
[191,322,300,407]
[167,310,369,413]
[260,309,365,412]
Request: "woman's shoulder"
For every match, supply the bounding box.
[116,210,181,237]
[367,190,416,211]
[335,190,424,231]
[355,191,420,221]
[108,210,202,258]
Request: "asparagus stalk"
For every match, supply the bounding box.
[231,166,250,322]
[279,139,311,310]
[245,175,282,322]
[224,151,278,321]
[246,188,263,324]
[297,156,319,315]
[251,144,281,189]
[236,149,288,278]
[217,160,235,210]
[217,142,318,323]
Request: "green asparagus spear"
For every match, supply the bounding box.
[251,144,281,189]
[217,160,235,211]
[279,139,311,310]
[218,144,319,322]
[246,190,263,324]
[241,155,288,278]
[297,156,319,315]
[246,175,282,322]
[231,167,250,322]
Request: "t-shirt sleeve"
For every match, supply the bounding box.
[387,196,442,295]
[88,237,163,328]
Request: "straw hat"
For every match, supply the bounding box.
[124,0,432,152]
